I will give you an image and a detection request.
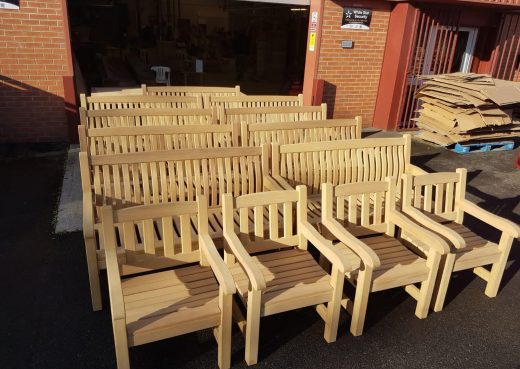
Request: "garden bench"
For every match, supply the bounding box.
[207,94,303,110]
[143,85,242,100]
[78,123,239,155]
[79,107,217,129]
[240,118,362,147]
[320,178,449,336]
[100,197,234,369]
[80,94,202,110]
[269,135,426,225]
[220,104,327,125]
[80,145,282,310]
[222,186,350,365]
[401,169,520,311]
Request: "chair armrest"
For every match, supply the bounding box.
[270,175,296,190]
[321,217,381,269]
[104,241,126,321]
[402,206,465,250]
[457,199,520,238]
[408,164,428,176]
[223,231,266,291]
[263,175,286,191]
[388,210,450,254]
[300,222,352,274]
[200,235,236,295]
[82,191,95,239]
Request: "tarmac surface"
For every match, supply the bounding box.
[0,138,518,369]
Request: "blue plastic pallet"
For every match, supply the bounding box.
[454,141,515,154]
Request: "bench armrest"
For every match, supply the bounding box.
[223,231,266,291]
[402,206,465,250]
[200,235,236,295]
[457,199,520,238]
[300,222,352,274]
[388,210,450,254]
[408,164,428,176]
[321,217,381,269]
[82,190,95,240]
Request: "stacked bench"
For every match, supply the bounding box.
[78,88,519,369]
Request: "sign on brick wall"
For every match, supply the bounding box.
[0,0,19,10]
[342,7,372,30]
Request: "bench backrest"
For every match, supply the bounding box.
[144,85,241,100]
[241,118,362,147]
[207,94,303,109]
[221,104,327,125]
[79,94,202,110]
[272,135,412,195]
[79,107,217,128]
[79,146,269,219]
[78,123,239,155]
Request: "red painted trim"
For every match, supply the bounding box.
[303,0,325,105]
[373,3,418,130]
[61,0,78,143]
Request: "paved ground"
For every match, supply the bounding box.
[0,139,518,369]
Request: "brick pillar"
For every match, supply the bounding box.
[373,2,417,130]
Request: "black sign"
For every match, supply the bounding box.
[0,0,20,9]
[342,7,372,30]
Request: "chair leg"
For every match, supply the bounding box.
[350,267,373,336]
[432,253,456,312]
[112,318,130,369]
[85,237,102,311]
[324,266,344,343]
[244,290,261,366]
[217,293,233,369]
[485,234,513,298]
[415,251,441,319]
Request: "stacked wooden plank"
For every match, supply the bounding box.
[414,73,520,146]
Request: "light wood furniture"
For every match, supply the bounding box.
[80,94,203,110]
[79,107,217,129]
[80,146,282,311]
[78,123,239,155]
[221,104,327,125]
[207,94,303,109]
[320,178,449,336]
[241,118,362,147]
[144,85,242,100]
[100,197,235,369]
[401,169,520,311]
[270,135,427,224]
[222,186,351,365]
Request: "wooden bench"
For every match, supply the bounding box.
[79,94,203,110]
[321,178,449,336]
[270,135,426,224]
[401,169,520,312]
[220,104,327,125]
[79,107,217,128]
[80,145,283,311]
[100,198,234,369]
[78,123,240,155]
[222,186,349,365]
[144,85,242,99]
[207,94,303,109]
[241,118,362,147]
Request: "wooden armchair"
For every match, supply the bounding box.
[401,169,520,312]
[100,196,235,369]
[320,178,449,336]
[222,186,351,365]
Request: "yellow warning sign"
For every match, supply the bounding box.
[309,32,316,52]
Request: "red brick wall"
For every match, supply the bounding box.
[0,0,70,142]
[317,0,391,127]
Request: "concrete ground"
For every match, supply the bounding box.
[0,138,518,369]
